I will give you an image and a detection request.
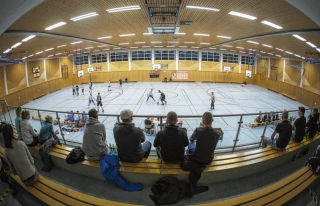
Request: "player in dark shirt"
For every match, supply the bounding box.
[291,107,306,142]
[158,90,167,105]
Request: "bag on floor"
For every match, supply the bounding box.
[66,146,85,164]
[305,156,320,175]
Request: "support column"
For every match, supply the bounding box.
[152,50,155,65]
[175,50,178,70]
[44,59,47,81]
[4,66,8,94]
[107,52,110,72]
[59,58,62,77]
[25,61,29,87]
[220,52,223,72]
[88,55,91,67]
[300,61,304,88]
[267,58,270,78]
[128,51,132,71]
[238,55,241,73]
[282,59,285,82]
[198,51,202,71]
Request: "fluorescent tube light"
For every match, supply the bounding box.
[55,53,62,55]
[186,5,220,12]
[22,57,27,60]
[142,46,150,48]
[301,57,305,59]
[248,49,256,51]
[35,51,43,54]
[219,49,227,50]
[70,41,83,44]
[228,11,257,20]
[239,51,246,53]
[184,42,195,44]
[97,36,112,39]
[267,53,274,55]
[48,55,54,57]
[209,48,216,49]
[276,55,281,57]
[119,43,129,45]
[294,54,301,57]
[134,42,145,44]
[154,46,163,47]
[57,44,66,48]
[28,54,34,57]
[11,42,22,48]
[103,49,110,51]
[247,41,259,44]
[194,33,210,36]
[45,22,66,30]
[167,46,175,47]
[175,33,186,35]
[260,51,265,53]
[107,5,140,13]
[275,48,283,51]
[3,48,12,53]
[92,50,100,52]
[130,47,138,48]
[179,46,187,48]
[70,12,99,21]
[22,35,36,42]
[97,45,108,47]
[168,41,179,43]
[306,42,316,48]
[45,48,54,51]
[191,47,199,48]
[261,21,283,29]
[200,43,210,45]
[316,48,320,52]
[217,36,231,39]
[236,47,245,49]
[119,34,135,37]
[85,47,94,49]
[223,45,232,47]
[285,51,293,54]
[151,41,162,43]
[292,34,306,41]
[262,44,272,48]
[143,33,153,35]
[230,50,236,52]
[113,48,121,50]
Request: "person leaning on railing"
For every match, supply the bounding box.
[38,115,59,145]
[306,108,319,139]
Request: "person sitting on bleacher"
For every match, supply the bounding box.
[255,111,263,123]
[82,111,88,122]
[64,111,69,122]
[153,111,188,162]
[306,108,319,139]
[21,110,39,147]
[82,109,108,161]
[68,111,74,122]
[316,145,320,157]
[74,111,81,126]
[262,110,292,150]
[291,107,306,143]
[38,115,58,145]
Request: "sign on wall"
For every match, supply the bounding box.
[32,67,40,78]
[171,71,189,80]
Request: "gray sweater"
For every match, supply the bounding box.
[21,119,38,145]
[82,117,108,159]
[5,139,37,181]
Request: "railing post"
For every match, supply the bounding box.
[37,110,42,125]
[232,115,243,152]
[56,111,66,145]
[259,120,269,147]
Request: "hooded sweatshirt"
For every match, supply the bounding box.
[21,119,39,145]
[154,125,188,162]
[113,123,145,162]
[82,117,108,159]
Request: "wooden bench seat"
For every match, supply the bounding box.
[196,166,319,206]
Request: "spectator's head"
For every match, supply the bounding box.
[202,112,213,126]
[313,108,318,114]
[45,115,53,123]
[282,110,289,120]
[89,108,98,119]
[3,124,14,148]
[16,106,22,116]
[166,111,178,125]
[98,92,100,95]
[158,90,161,93]
[21,110,30,120]
[211,92,214,95]
[298,107,305,116]
[120,109,133,123]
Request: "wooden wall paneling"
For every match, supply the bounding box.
[178,61,199,71]
[284,60,302,86]
[0,66,6,97]
[257,59,268,80]
[90,63,107,72]
[46,58,60,81]
[303,63,320,94]
[270,58,284,82]
[6,63,27,93]
[110,62,129,71]
[131,61,152,71]
[201,62,220,72]
[221,63,239,73]
[60,57,74,77]
[27,60,45,86]
[154,60,176,70]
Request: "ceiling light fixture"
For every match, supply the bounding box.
[200,43,210,45]
[230,50,236,52]
[97,45,108,47]
[275,48,283,51]
[142,46,151,48]
[184,42,195,44]
[48,55,54,57]
[261,21,283,29]
[55,53,62,55]
[209,48,216,49]
[262,44,272,48]
[174,33,186,35]
[236,47,245,49]
[239,51,246,53]
[267,53,274,55]
[191,46,199,48]
[130,47,138,48]
[186,5,220,12]
[217,36,231,39]
[45,48,54,51]
[285,51,293,54]
[35,51,43,54]
[119,34,135,37]
[276,55,281,57]
[223,45,232,47]
[92,50,100,52]
[107,5,141,13]
[294,54,301,57]
[3,48,12,53]
[57,44,66,48]
[85,47,94,49]
[70,41,83,44]
[45,22,66,30]
[228,11,257,20]
[194,33,210,36]
[306,42,317,48]
[22,35,36,42]
[22,57,27,60]
[167,46,175,47]
[316,48,320,52]
[247,41,259,44]
[28,54,34,57]
[135,42,145,44]
[70,12,99,21]
[179,46,187,48]
[113,48,121,50]
[103,49,110,51]
[119,43,129,45]
[292,34,306,41]
[143,33,153,35]
[219,49,227,50]
[97,36,112,39]
[168,41,179,43]
[154,46,163,47]
[151,41,162,43]
[11,42,22,48]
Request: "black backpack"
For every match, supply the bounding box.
[66,146,85,164]
[305,156,320,175]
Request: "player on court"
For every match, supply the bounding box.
[81,85,84,95]
[96,92,104,113]
[119,78,123,89]
[209,92,215,110]
[88,93,96,108]
[108,80,111,91]
[158,90,167,105]
[146,88,156,103]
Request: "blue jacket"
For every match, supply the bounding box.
[38,121,55,144]
[100,153,142,191]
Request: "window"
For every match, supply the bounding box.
[110,52,128,62]
[222,53,239,63]
[74,55,89,65]
[131,51,151,61]
[155,50,175,60]
[179,51,198,61]
[91,53,107,64]
[202,52,220,62]
[241,55,255,65]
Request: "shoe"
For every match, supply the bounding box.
[161,103,164,105]
[165,101,167,104]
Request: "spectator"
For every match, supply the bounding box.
[81,111,88,122]
[316,145,320,157]
[21,110,39,147]
[38,115,57,145]
[306,108,319,138]
[154,111,188,162]
[68,110,74,122]
[64,111,69,122]
[262,110,292,150]
[180,112,221,197]
[15,107,22,140]
[291,107,306,143]
[74,111,81,125]
[82,109,108,161]
[144,117,154,129]
[114,109,151,162]
[255,111,263,123]
[3,124,38,186]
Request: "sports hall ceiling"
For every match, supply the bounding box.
[1,0,320,61]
